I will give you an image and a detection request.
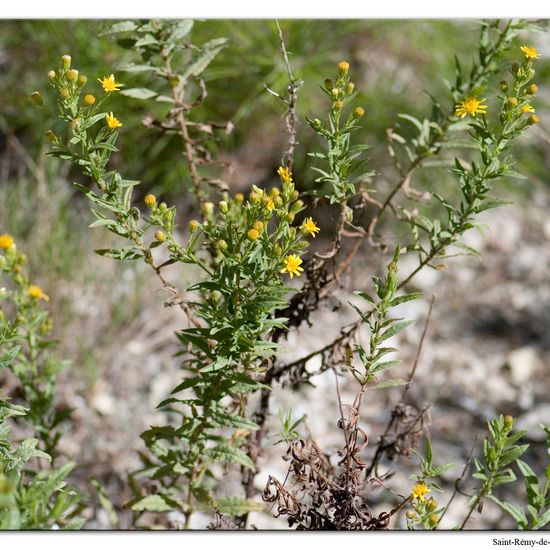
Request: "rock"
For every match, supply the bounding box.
[506,346,541,386]
[515,405,550,441]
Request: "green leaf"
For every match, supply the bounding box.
[366,378,408,390]
[100,21,138,35]
[120,88,158,100]
[390,292,422,307]
[181,38,227,82]
[79,113,107,131]
[216,498,264,515]
[206,444,255,472]
[379,320,414,342]
[131,494,172,513]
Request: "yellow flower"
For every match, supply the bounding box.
[98,74,122,93]
[411,482,430,502]
[277,166,292,184]
[302,217,320,238]
[266,198,275,212]
[28,285,49,302]
[144,194,157,208]
[454,96,487,119]
[280,254,304,279]
[0,234,14,249]
[520,46,540,60]
[247,228,260,241]
[337,60,350,75]
[521,104,535,114]
[106,112,122,130]
[84,94,96,106]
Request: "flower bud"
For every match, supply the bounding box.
[217,239,228,250]
[44,130,56,142]
[499,80,508,93]
[286,213,295,223]
[253,220,264,231]
[159,202,168,213]
[347,82,355,94]
[527,114,540,125]
[331,88,340,98]
[353,106,365,118]
[188,219,200,233]
[334,100,343,112]
[144,194,157,208]
[154,230,166,242]
[290,190,299,201]
[526,83,538,95]
[405,511,416,520]
[79,75,88,85]
[62,55,71,70]
[324,78,334,91]
[47,70,56,80]
[504,415,515,427]
[426,498,437,512]
[247,228,260,241]
[66,69,79,81]
[507,97,518,107]
[235,192,244,204]
[337,60,350,75]
[511,62,519,76]
[218,200,228,213]
[84,94,96,106]
[60,88,70,99]
[313,118,321,127]
[202,201,214,216]
[429,514,439,527]
[30,91,43,106]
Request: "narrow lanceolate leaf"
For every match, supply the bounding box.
[389,292,422,307]
[181,38,227,82]
[131,494,173,513]
[120,87,158,100]
[216,498,264,515]
[367,378,408,390]
[379,320,414,342]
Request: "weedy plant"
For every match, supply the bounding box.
[13,18,547,530]
[0,236,82,529]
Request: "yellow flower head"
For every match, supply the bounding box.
[98,74,122,93]
[520,46,540,60]
[28,285,49,302]
[0,234,14,250]
[106,112,122,130]
[277,166,292,184]
[302,217,320,238]
[247,228,260,241]
[266,198,275,212]
[455,96,488,119]
[411,482,430,502]
[280,254,304,279]
[521,104,535,114]
[84,94,96,106]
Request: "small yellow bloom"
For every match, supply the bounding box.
[302,217,320,238]
[66,69,79,81]
[247,228,260,241]
[144,194,157,208]
[337,60,350,75]
[277,166,292,184]
[353,107,365,118]
[454,96,487,119]
[266,198,275,212]
[28,285,49,302]
[520,45,540,60]
[84,94,96,106]
[527,114,540,125]
[521,104,535,114]
[106,112,122,130]
[280,254,304,279]
[253,220,264,231]
[0,234,14,249]
[98,74,122,93]
[411,482,430,502]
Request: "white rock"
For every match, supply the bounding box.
[507,346,541,386]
